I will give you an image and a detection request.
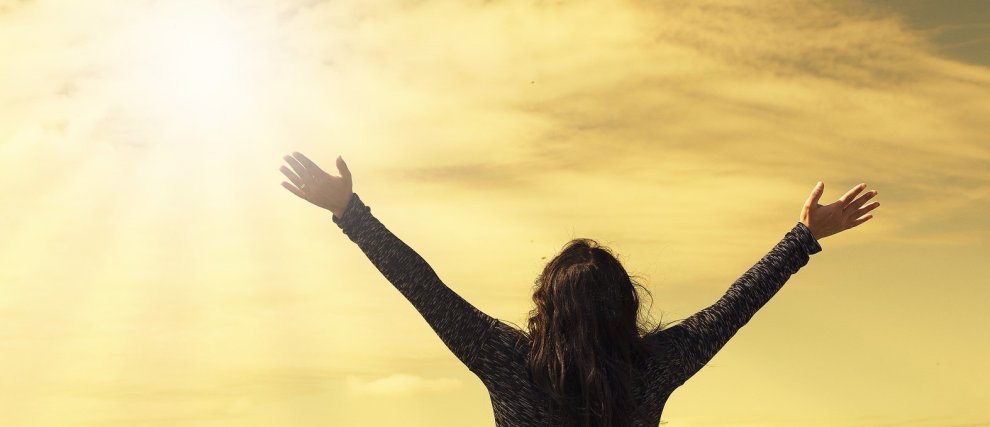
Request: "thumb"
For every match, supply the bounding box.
[336,155,352,183]
[806,181,824,207]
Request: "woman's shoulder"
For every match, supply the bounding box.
[467,319,532,379]
[641,324,684,358]
[491,319,531,351]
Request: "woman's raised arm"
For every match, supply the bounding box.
[280,153,497,372]
[661,220,822,384]
[659,181,879,385]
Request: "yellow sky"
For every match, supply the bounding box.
[1,0,989,425]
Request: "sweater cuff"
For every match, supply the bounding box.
[793,221,823,255]
[331,192,365,230]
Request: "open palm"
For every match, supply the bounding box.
[801,181,880,241]
[280,152,353,219]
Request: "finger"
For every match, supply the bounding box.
[805,181,824,209]
[292,152,326,175]
[284,155,312,180]
[838,182,867,207]
[336,155,351,183]
[280,165,304,188]
[851,200,880,217]
[846,189,878,211]
[282,181,307,200]
[848,213,874,229]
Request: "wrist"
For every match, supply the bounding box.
[331,192,356,220]
[800,220,820,241]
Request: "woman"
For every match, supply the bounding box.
[279,152,879,427]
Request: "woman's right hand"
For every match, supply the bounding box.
[801,181,880,241]
[280,152,354,219]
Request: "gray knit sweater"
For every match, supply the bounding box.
[332,192,822,426]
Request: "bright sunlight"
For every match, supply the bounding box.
[116,2,271,141]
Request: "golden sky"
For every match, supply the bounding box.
[1,0,989,425]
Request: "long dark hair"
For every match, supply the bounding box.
[526,238,664,427]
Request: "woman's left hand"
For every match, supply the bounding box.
[280,152,353,218]
[800,181,878,241]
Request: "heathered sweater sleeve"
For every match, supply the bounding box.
[331,192,498,372]
[662,221,822,384]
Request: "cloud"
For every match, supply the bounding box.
[0,0,30,15]
[345,372,463,396]
[270,0,989,247]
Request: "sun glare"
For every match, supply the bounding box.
[120,3,268,137]
[149,19,246,105]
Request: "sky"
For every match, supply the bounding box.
[0,0,988,425]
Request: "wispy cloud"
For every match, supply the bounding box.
[248,0,990,248]
[346,372,462,396]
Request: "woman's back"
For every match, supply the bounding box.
[471,320,684,426]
